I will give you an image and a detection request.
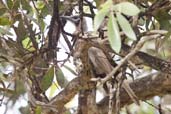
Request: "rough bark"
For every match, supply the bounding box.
[49,71,171,113]
[98,72,171,114]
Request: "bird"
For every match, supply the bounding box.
[88,46,139,105]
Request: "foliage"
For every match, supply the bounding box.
[94,1,139,52]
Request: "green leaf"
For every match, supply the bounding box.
[37,1,45,9]
[154,9,171,31]
[22,37,31,48]
[0,17,11,25]
[7,0,13,9]
[107,12,121,53]
[100,0,113,9]
[113,2,140,16]
[16,80,26,95]
[38,18,45,31]
[40,5,49,17]
[56,68,68,88]
[19,106,30,114]
[116,13,136,40]
[13,0,20,10]
[40,66,54,92]
[21,0,32,12]
[94,0,113,31]
[49,82,59,97]
[94,7,109,31]
[35,106,42,114]
[22,37,36,52]
[0,8,6,16]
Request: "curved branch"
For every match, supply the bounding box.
[49,75,95,111]
[49,71,171,114]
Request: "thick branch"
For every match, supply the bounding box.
[49,75,95,111]
[49,71,171,113]
[97,73,171,114]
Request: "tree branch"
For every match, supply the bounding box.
[121,44,171,74]
[49,70,171,114]
[97,72,171,114]
[49,75,95,111]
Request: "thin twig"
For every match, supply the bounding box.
[100,34,162,85]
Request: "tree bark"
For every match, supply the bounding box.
[49,71,171,113]
[98,72,171,114]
